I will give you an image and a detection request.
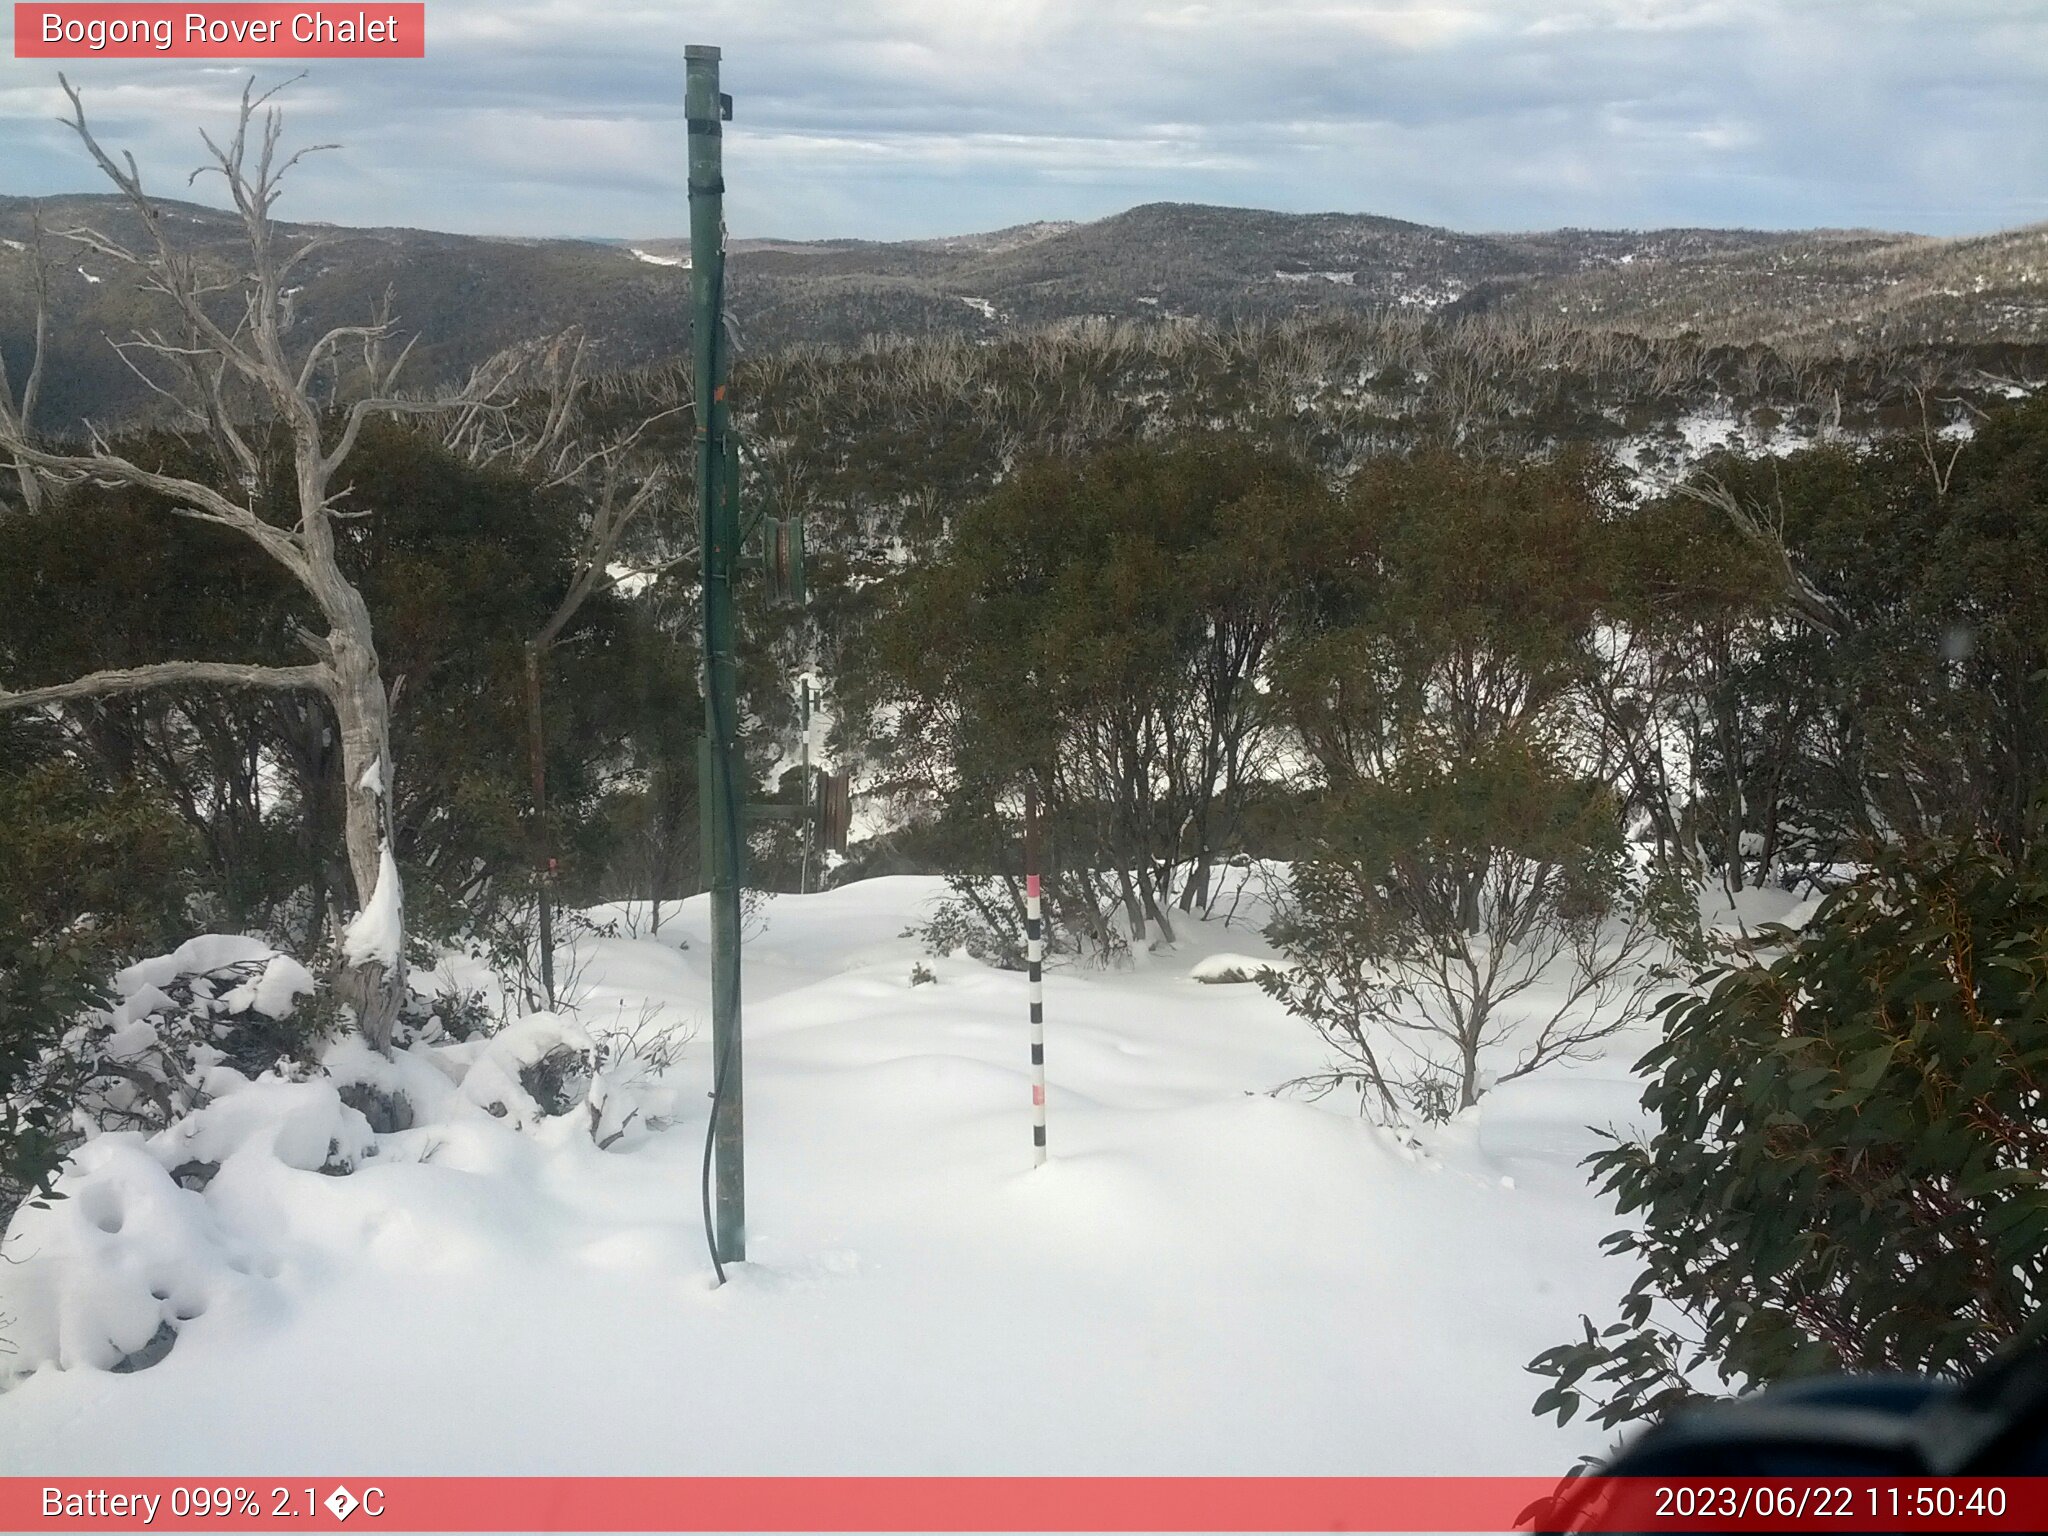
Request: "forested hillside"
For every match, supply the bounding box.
[6,191,2047,427]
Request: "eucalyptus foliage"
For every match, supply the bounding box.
[1531,829,2048,1434]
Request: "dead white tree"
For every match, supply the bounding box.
[0,210,51,512]
[1675,474,1846,638]
[1908,380,1970,498]
[0,76,513,1053]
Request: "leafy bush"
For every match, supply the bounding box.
[396,986,496,1046]
[4,936,330,1233]
[1263,450,1671,1122]
[51,944,328,1133]
[913,888,1029,972]
[1264,744,1664,1124]
[1530,830,2048,1436]
[850,437,1337,954]
[1,735,199,1223]
[0,934,103,1219]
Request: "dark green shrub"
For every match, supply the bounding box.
[1531,831,2048,1435]
[0,932,101,1217]
[1,734,196,1222]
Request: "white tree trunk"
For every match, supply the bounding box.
[330,622,405,1053]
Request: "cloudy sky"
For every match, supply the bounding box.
[3,1,2044,242]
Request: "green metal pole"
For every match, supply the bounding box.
[688,42,744,1264]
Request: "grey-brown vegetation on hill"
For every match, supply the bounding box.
[5,195,2047,428]
[1499,223,2048,348]
[571,311,2037,618]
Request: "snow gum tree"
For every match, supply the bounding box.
[1265,449,1670,1121]
[846,437,1335,958]
[0,79,510,1053]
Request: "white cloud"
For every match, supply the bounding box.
[3,1,2043,239]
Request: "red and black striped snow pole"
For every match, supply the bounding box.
[1025,780,1047,1166]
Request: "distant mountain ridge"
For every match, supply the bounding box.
[3,195,2044,427]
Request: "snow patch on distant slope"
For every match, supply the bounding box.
[1394,281,1466,309]
[1612,399,1821,496]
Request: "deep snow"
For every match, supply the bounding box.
[0,876,1665,1476]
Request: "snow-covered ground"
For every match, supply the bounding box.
[0,876,1660,1476]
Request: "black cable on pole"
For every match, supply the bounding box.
[699,851,739,1285]
[701,681,744,1288]
[699,252,742,1288]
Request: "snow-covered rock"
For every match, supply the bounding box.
[147,1077,376,1179]
[457,1012,596,1128]
[0,1138,261,1383]
[1186,951,1288,984]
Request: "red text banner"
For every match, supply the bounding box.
[3,1477,2048,1532]
[14,5,425,58]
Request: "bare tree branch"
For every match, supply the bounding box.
[1675,474,1845,637]
[0,660,330,713]
[1,439,309,574]
[0,210,51,511]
